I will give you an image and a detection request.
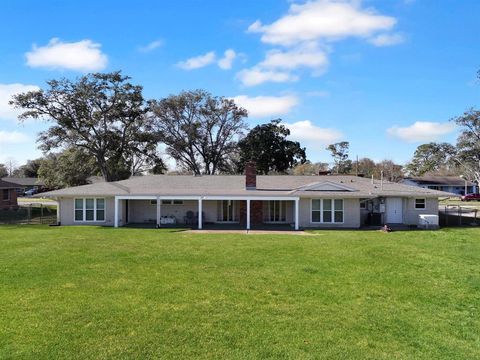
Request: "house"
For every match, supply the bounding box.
[401,176,477,195]
[0,179,19,209]
[39,163,453,229]
[1,177,45,195]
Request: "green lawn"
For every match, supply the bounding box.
[1,226,479,359]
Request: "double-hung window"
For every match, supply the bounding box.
[311,199,344,223]
[74,198,105,222]
[414,198,426,209]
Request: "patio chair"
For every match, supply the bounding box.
[184,210,196,225]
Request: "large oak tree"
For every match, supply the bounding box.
[10,71,163,181]
[149,90,248,175]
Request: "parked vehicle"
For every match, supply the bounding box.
[461,193,480,201]
[23,188,37,197]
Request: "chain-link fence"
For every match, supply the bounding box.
[439,205,480,227]
[0,203,57,225]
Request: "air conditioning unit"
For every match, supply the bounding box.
[418,214,439,229]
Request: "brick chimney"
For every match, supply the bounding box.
[245,161,257,190]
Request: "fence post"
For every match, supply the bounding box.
[40,204,43,224]
[458,206,462,226]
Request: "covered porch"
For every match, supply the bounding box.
[114,195,300,230]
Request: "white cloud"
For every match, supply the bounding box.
[236,68,298,87]
[285,120,343,145]
[248,0,397,46]
[232,95,299,118]
[177,51,216,70]
[368,32,405,46]
[139,39,163,52]
[387,121,456,143]
[259,44,329,73]
[26,38,108,71]
[0,83,40,121]
[218,49,237,70]
[0,131,29,145]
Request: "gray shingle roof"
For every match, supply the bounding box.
[402,176,475,186]
[0,179,17,189]
[39,175,455,198]
[1,177,45,186]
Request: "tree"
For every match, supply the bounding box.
[15,158,42,178]
[326,141,352,174]
[236,119,307,174]
[38,148,98,189]
[0,164,8,178]
[290,161,329,175]
[450,108,480,185]
[3,158,18,177]
[375,160,404,182]
[149,90,248,175]
[10,71,161,182]
[404,142,455,176]
[356,157,377,177]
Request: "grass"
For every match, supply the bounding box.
[440,197,480,209]
[17,197,56,203]
[1,226,479,359]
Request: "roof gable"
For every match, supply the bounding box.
[298,181,357,192]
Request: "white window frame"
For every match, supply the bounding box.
[310,198,344,224]
[359,198,367,209]
[265,200,287,223]
[414,198,426,210]
[73,198,106,222]
[2,189,10,201]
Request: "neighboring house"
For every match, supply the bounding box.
[401,176,477,195]
[1,177,45,195]
[0,179,19,209]
[39,163,453,229]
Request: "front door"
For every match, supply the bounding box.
[386,197,403,223]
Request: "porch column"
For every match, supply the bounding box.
[198,198,203,229]
[246,199,251,230]
[294,199,299,230]
[114,197,119,228]
[56,198,61,224]
[156,196,161,228]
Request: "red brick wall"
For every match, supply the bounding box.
[245,161,257,190]
[0,189,18,208]
[239,200,263,226]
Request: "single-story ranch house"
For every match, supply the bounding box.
[40,163,453,230]
[401,176,477,195]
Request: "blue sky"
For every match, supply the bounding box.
[0,0,479,169]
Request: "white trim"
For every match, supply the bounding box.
[114,197,119,227]
[73,197,106,223]
[156,196,161,227]
[246,199,251,230]
[203,195,299,201]
[198,199,203,229]
[294,199,299,230]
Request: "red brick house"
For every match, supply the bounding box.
[0,179,18,209]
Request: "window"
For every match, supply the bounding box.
[217,200,237,222]
[359,198,367,209]
[266,201,287,222]
[311,199,321,223]
[96,199,105,221]
[311,199,344,223]
[161,199,184,205]
[74,199,83,221]
[415,198,426,209]
[74,198,106,222]
[150,200,157,205]
[2,189,9,201]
